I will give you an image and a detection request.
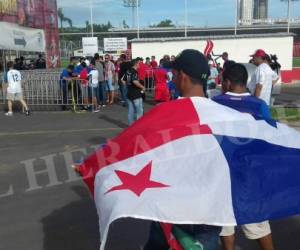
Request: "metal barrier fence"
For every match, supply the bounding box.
[0,69,156,111]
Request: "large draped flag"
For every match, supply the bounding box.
[77,97,300,250]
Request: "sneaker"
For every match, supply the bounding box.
[25,110,30,116]
[93,109,100,113]
[5,112,13,116]
[102,105,106,108]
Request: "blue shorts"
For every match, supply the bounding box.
[106,79,114,91]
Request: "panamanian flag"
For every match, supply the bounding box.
[78,97,300,250]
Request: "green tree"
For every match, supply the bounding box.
[151,19,175,28]
[122,20,129,29]
[58,8,73,29]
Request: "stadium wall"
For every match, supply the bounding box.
[131,34,294,71]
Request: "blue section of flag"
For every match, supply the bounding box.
[215,135,300,225]
[212,94,277,128]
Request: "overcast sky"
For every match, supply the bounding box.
[57,0,300,28]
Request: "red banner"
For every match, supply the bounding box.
[0,0,60,68]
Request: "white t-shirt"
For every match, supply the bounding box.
[7,69,22,93]
[89,69,99,87]
[249,63,274,105]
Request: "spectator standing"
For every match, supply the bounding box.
[154,60,170,102]
[35,54,46,69]
[4,61,30,116]
[60,64,74,110]
[88,63,100,112]
[222,52,235,72]
[213,63,274,250]
[207,61,219,98]
[118,54,131,106]
[137,57,147,88]
[145,57,154,91]
[150,56,158,68]
[122,59,145,125]
[94,53,106,107]
[79,62,89,108]
[249,49,274,106]
[104,54,115,104]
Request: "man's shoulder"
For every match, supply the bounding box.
[212,94,229,101]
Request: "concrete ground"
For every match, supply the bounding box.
[0,100,300,250]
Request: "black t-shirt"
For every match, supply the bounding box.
[124,68,142,100]
[119,61,131,79]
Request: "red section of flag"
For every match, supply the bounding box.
[160,223,183,250]
[105,161,169,196]
[78,98,212,195]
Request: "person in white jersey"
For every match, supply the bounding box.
[88,62,100,112]
[249,49,274,106]
[4,61,30,116]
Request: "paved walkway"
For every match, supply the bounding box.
[0,103,300,250]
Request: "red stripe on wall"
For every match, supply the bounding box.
[281,68,300,83]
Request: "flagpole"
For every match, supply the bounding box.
[90,0,94,37]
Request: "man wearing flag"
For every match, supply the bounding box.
[77,49,300,250]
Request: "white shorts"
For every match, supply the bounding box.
[220,221,271,240]
[7,92,23,101]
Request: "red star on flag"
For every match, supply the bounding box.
[106,161,169,196]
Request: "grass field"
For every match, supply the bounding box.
[272,107,300,121]
[293,57,300,68]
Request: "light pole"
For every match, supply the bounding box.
[90,0,94,37]
[287,0,291,33]
[234,0,240,36]
[184,0,188,37]
[123,0,141,39]
[136,0,140,39]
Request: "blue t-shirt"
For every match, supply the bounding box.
[168,81,180,100]
[212,92,271,120]
[60,69,71,86]
[73,65,83,75]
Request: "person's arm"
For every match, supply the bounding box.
[254,67,264,98]
[254,84,263,98]
[133,79,145,91]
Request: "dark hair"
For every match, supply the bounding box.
[7,61,14,69]
[67,64,74,71]
[120,54,127,60]
[131,59,139,67]
[146,57,150,60]
[223,63,248,87]
[94,53,100,60]
[81,62,87,68]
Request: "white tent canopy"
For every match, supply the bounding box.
[0,22,45,52]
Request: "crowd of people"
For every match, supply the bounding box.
[12,54,46,70]
[59,48,279,127]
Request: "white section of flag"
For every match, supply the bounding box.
[94,135,236,249]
